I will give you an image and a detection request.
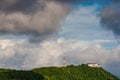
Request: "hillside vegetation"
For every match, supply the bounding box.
[0,64,119,80]
[0,68,44,80]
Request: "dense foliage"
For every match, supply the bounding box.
[33,64,119,80]
[0,64,119,80]
[0,68,44,80]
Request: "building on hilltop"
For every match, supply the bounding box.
[86,63,100,67]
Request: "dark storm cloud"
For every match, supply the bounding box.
[51,0,89,3]
[100,0,120,41]
[0,0,37,12]
[0,0,89,12]
[0,0,90,42]
[111,0,120,2]
[0,0,68,42]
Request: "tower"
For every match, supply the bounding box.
[63,52,66,67]
[22,61,25,70]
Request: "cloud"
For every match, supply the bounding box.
[59,4,114,41]
[111,0,120,3]
[0,38,120,77]
[0,0,120,77]
[0,1,70,42]
[0,0,91,42]
[0,0,36,12]
[100,1,120,42]
[49,0,89,3]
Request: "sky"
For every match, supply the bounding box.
[58,1,118,50]
[0,0,120,77]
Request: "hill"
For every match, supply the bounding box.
[0,64,119,80]
[0,68,44,80]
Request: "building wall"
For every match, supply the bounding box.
[87,63,99,67]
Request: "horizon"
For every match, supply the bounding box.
[0,0,120,78]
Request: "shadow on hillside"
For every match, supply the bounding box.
[4,70,44,80]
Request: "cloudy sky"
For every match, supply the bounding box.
[0,0,120,77]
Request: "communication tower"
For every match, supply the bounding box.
[22,61,25,70]
[63,52,66,67]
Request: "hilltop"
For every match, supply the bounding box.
[0,64,119,80]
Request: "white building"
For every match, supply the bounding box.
[86,63,100,67]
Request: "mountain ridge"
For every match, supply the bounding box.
[0,64,119,80]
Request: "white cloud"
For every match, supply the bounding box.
[0,37,119,76]
[0,39,14,49]
[61,4,100,29]
[59,4,115,41]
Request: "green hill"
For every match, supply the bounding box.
[0,64,119,80]
[0,68,44,80]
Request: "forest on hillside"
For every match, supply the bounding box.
[0,64,119,80]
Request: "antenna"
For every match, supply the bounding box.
[22,61,25,70]
[63,52,66,67]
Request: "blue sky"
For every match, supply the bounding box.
[56,1,118,50]
[0,0,120,77]
[55,2,120,76]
